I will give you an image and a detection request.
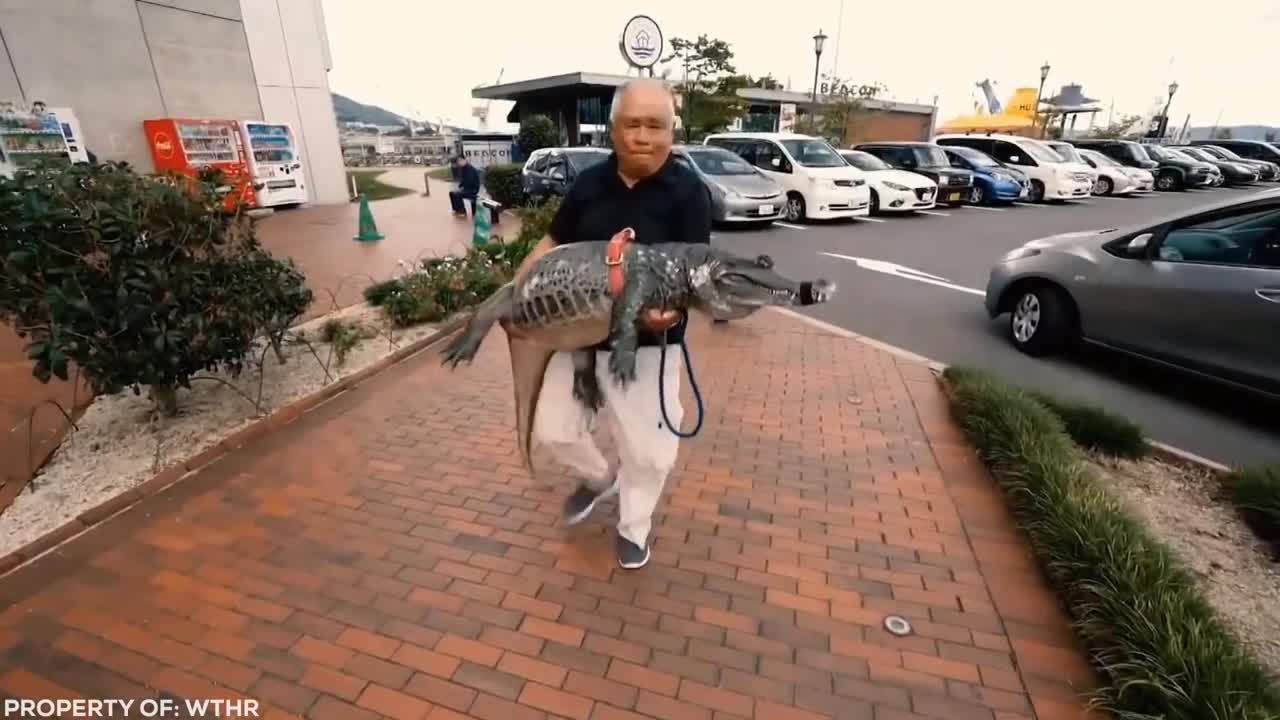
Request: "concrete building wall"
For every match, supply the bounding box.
[0,0,347,204]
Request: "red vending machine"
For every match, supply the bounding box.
[143,118,257,210]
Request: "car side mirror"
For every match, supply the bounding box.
[1125,233,1153,258]
[770,157,781,168]
[1008,155,1021,163]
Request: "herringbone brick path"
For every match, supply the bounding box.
[0,311,1100,719]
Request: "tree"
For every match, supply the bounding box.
[794,74,889,145]
[661,35,745,141]
[517,115,558,155]
[1086,114,1141,139]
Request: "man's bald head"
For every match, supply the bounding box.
[609,79,677,181]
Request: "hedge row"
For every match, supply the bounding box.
[942,366,1280,719]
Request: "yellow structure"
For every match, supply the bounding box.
[938,87,1038,134]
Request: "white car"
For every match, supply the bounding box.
[837,149,937,213]
[1075,148,1139,196]
[703,132,871,222]
[935,133,1095,202]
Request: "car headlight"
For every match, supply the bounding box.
[1001,247,1041,262]
[716,183,740,199]
[883,181,909,191]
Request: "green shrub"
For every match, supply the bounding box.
[943,365,1280,719]
[482,163,524,208]
[363,279,404,307]
[0,160,310,416]
[321,318,361,366]
[1026,390,1148,458]
[1224,465,1280,548]
[517,115,559,155]
[379,248,513,327]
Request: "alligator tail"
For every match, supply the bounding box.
[441,283,514,367]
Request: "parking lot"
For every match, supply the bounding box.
[709,185,1280,467]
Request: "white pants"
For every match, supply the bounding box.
[533,347,684,547]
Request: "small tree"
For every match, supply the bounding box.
[482,163,524,207]
[795,75,888,146]
[517,115,558,155]
[0,160,312,416]
[662,35,745,142]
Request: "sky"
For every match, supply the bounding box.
[320,0,1280,133]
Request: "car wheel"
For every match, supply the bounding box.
[869,189,880,215]
[1009,284,1075,356]
[785,193,806,222]
[1028,180,1045,203]
[969,185,985,204]
[1093,176,1113,196]
[1156,171,1182,191]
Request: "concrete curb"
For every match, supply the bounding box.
[770,307,1233,475]
[0,314,470,578]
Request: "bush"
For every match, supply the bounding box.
[942,365,1280,719]
[1026,390,1148,458]
[321,318,361,367]
[0,160,312,416]
[1224,465,1280,549]
[379,248,514,327]
[482,163,524,208]
[517,115,558,155]
[363,278,403,307]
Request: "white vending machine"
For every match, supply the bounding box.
[238,120,307,207]
[45,107,90,164]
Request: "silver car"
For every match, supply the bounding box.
[985,188,1280,398]
[671,145,784,225]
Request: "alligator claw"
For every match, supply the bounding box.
[573,368,605,412]
[608,350,638,388]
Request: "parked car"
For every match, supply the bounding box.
[703,132,871,222]
[669,145,784,225]
[1173,145,1261,186]
[836,149,938,213]
[1190,138,1280,168]
[1192,144,1280,182]
[1068,139,1159,174]
[940,146,1030,205]
[1075,148,1142,196]
[935,133,1093,202]
[520,147,610,201]
[984,187,1280,399]
[1045,141,1100,188]
[1137,144,1217,191]
[851,142,973,207]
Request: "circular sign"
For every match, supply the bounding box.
[620,15,663,69]
[153,131,174,160]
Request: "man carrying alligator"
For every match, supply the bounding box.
[442,79,834,570]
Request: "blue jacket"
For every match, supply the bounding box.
[457,164,481,195]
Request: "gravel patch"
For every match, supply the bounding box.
[1090,453,1280,678]
[0,304,442,557]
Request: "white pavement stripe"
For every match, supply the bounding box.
[917,210,950,217]
[821,252,985,296]
[1014,202,1047,208]
[858,216,888,223]
[1071,199,1094,205]
[962,205,1006,212]
[775,221,808,230]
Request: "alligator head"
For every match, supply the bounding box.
[685,247,836,317]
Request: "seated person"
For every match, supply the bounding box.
[449,156,481,217]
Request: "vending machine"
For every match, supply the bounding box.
[44,106,90,164]
[238,120,307,207]
[143,117,257,210]
[0,101,72,176]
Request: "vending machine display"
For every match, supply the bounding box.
[0,101,72,176]
[238,121,307,206]
[45,106,90,164]
[143,117,257,210]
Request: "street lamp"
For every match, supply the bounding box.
[1162,81,1179,139]
[1034,61,1050,137]
[811,29,827,105]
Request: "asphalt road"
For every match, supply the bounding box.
[710,185,1280,468]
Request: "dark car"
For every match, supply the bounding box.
[1191,138,1280,169]
[1133,144,1217,191]
[852,142,974,206]
[1172,146,1259,186]
[1067,139,1158,171]
[940,146,1030,205]
[520,147,610,201]
[1193,143,1280,182]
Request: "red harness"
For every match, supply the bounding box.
[605,227,634,297]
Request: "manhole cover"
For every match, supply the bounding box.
[883,615,913,636]
[846,394,862,405]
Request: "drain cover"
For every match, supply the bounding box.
[883,615,913,636]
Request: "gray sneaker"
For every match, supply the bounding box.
[563,479,618,526]
[616,535,650,569]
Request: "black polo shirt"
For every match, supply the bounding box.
[548,151,712,349]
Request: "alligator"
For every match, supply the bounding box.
[440,234,835,475]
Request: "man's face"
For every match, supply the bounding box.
[611,86,674,177]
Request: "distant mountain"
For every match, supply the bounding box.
[332,93,407,127]
[1183,124,1279,142]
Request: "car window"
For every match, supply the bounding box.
[778,138,846,167]
[568,152,607,173]
[1158,206,1280,268]
[991,141,1032,166]
[754,141,791,172]
[685,148,756,175]
[527,152,548,173]
[545,155,568,179]
[841,151,889,171]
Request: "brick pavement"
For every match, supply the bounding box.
[0,310,1100,720]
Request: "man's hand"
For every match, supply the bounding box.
[640,308,682,333]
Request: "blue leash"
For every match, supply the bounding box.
[658,317,704,438]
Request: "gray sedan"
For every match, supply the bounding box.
[671,145,784,225]
[985,188,1280,398]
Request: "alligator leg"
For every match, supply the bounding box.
[571,350,604,413]
[508,332,554,479]
[606,272,654,388]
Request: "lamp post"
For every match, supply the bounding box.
[810,29,827,132]
[1034,61,1050,137]
[1161,81,1179,140]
